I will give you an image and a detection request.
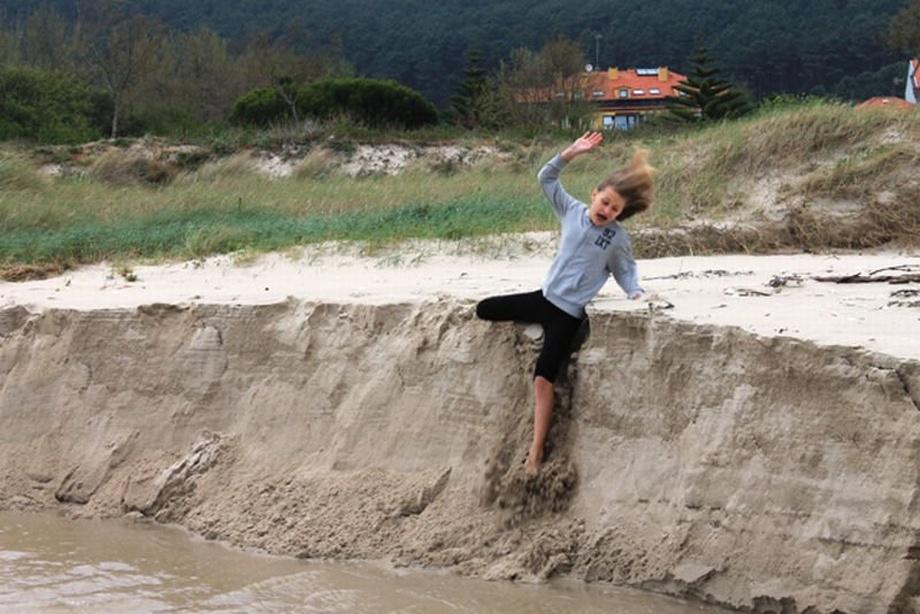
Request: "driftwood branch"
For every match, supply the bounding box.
[814,274,920,284]
[813,265,920,285]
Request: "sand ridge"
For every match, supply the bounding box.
[2,238,920,611]
[2,236,918,360]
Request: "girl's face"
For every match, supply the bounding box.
[589,186,625,226]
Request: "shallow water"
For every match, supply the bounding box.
[0,511,725,613]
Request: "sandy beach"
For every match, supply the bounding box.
[3,236,918,360]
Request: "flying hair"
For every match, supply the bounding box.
[596,148,655,221]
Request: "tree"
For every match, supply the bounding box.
[495,36,590,129]
[0,27,21,67]
[22,3,76,71]
[234,31,353,124]
[235,31,353,94]
[888,0,920,57]
[541,35,589,126]
[0,65,103,143]
[450,50,490,128]
[667,47,754,122]
[76,2,165,137]
[275,75,300,123]
[888,0,920,56]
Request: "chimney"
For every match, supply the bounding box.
[608,67,619,81]
[658,67,669,82]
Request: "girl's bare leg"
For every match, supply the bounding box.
[525,375,554,474]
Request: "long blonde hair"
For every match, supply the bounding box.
[597,148,655,221]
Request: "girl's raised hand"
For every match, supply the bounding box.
[562,131,604,161]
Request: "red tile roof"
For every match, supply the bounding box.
[516,67,687,104]
[856,97,915,111]
[582,67,687,101]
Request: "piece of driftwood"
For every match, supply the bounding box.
[813,265,920,284]
[724,287,773,297]
[814,273,920,284]
[644,269,753,281]
[889,288,920,308]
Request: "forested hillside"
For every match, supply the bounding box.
[0,0,909,105]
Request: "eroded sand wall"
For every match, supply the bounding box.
[1,300,919,613]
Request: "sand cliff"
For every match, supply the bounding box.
[2,271,920,612]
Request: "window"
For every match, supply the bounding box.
[574,91,583,100]
[633,89,645,96]
[602,115,615,127]
[593,90,605,97]
[614,115,640,131]
[618,88,629,98]
[554,92,565,98]
[649,88,661,95]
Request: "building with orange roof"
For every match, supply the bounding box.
[520,66,687,130]
[582,66,687,130]
[855,96,916,111]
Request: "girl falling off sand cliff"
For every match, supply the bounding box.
[476,131,654,474]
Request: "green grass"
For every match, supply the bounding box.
[0,196,552,266]
[2,99,919,275]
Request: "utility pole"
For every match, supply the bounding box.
[595,33,602,69]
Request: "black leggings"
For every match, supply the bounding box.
[476,290,584,383]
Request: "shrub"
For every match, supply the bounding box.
[230,88,288,127]
[230,78,439,129]
[0,66,104,144]
[300,78,438,128]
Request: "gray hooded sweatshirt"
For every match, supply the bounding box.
[538,154,642,318]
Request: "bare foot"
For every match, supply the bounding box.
[524,449,542,475]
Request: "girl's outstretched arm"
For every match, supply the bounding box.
[537,131,604,220]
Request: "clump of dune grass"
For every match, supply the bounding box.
[0,152,47,192]
[293,146,340,179]
[184,224,261,258]
[189,151,261,182]
[798,143,920,199]
[0,262,66,281]
[260,119,325,146]
[90,149,177,185]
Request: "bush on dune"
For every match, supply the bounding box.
[0,66,107,144]
[231,78,438,130]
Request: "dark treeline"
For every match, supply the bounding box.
[0,1,356,139]
[0,0,910,105]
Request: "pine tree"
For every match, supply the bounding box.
[667,47,754,122]
[450,50,490,128]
